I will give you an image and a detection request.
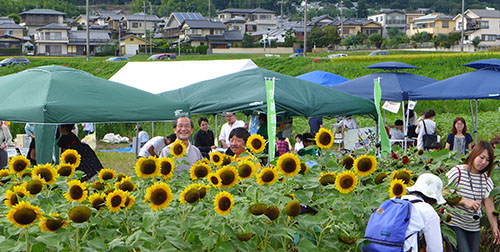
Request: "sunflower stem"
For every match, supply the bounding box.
[75,227,80,252]
[124,210,130,235]
[25,227,30,252]
[262,225,269,250]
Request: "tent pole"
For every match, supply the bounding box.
[402,101,407,153]
[383,109,386,125]
[469,100,475,144]
[135,122,140,159]
[95,123,97,151]
[152,122,154,137]
[215,114,218,147]
[475,99,478,144]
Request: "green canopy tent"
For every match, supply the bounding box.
[160,67,377,118]
[0,65,190,164]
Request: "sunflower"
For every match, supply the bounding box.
[213,191,234,215]
[57,163,75,177]
[60,149,81,168]
[210,152,224,166]
[216,166,239,188]
[64,180,88,202]
[249,203,268,215]
[285,200,301,217]
[318,172,336,186]
[106,189,128,212]
[341,155,354,170]
[135,157,160,178]
[114,176,136,192]
[158,157,175,180]
[237,160,256,179]
[246,134,266,153]
[39,213,68,232]
[335,171,358,194]
[389,179,407,198]
[99,168,116,181]
[116,173,127,182]
[256,167,279,186]
[8,156,30,175]
[25,175,44,195]
[68,206,91,223]
[299,162,309,175]
[315,128,334,149]
[207,172,220,188]
[0,169,11,184]
[374,172,388,185]
[221,155,233,166]
[4,185,30,207]
[264,205,280,221]
[276,153,301,177]
[91,180,108,191]
[353,154,377,176]
[123,195,135,209]
[144,182,173,211]
[88,192,106,210]
[170,140,186,158]
[393,169,413,185]
[197,158,210,165]
[32,163,59,184]
[190,163,211,180]
[6,201,42,228]
[179,184,201,204]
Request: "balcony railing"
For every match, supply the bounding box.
[35,35,68,41]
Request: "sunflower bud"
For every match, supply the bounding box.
[338,233,357,245]
[26,180,43,195]
[418,149,424,155]
[319,174,336,186]
[249,203,267,215]
[374,172,387,185]
[116,173,126,181]
[68,206,91,223]
[445,194,462,206]
[285,200,301,217]
[264,205,280,221]
[184,189,200,203]
[236,233,253,241]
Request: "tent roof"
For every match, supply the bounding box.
[464,58,500,70]
[296,70,349,87]
[109,59,258,94]
[332,72,437,101]
[0,65,190,123]
[160,67,376,118]
[365,61,420,70]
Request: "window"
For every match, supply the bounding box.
[481,21,489,29]
[458,22,463,29]
[481,34,496,41]
[442,21,449,28]
[430,23,434,28]
[132,22,139,28]
[6,30,12,35]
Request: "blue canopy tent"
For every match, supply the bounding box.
[409,59,500,143]
[296,70,349,87]
[331,62,437,151]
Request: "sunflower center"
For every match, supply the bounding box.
[220,170,235,185]
[46,218,64,231]
[101,172,113,180]
[358,158,372,172]
[340,176,353,189]
[282,159,297,173]
[218,197,231,211]
[65,155,77,165]
[161,162,172,175]
[262,170,275,183]
[38,168,53,182]
[222,157,231,166]
[92,181,105,190]
[58,166,72,176]
[173,145,184,155]
[27,181,43,195]
[212,155,221,163]
[397,172,410,184]
[198,187,207,199]
[69,206,91,223]
[194,166,208,178]
[210,176,219,185]
[140,160,156,175]
[13,160,27,172]
[151,189,168,205]
[238,165,252,178]
[393,184,404,196]
[92,198,105,210]
[319,133,332,145]
[69,185,84,199]
[10,194,19,206]
[111,195,123,207]
[251,139,262,149]
[342,158,354,169]
[13,208,37,225]
[185,189,200,203]
[320,174,335,186]
[119,181,134,192]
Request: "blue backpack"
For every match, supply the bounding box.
[362,197,422,252]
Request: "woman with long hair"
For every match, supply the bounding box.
[446,141,500,251]
[445,117,473,155]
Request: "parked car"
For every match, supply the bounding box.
[289,53,304,58]
[368,50,389,56]
[106,57,130,62]
[328,53,348,58]
[0,57,30,67]
[147,53,176,61]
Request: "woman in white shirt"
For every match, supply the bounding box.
[417,110,436,150]
[294,134,304,153]
[0,121,12,169]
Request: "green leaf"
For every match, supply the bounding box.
[108,237,125,250]
[31,242,47,252]
[87,237,107,251]
[214,240,234,252]
[297,239,318,250]
[143,211,157,230]
[441,225,456,248]
[294,190,313,204]
[35,232,62,247]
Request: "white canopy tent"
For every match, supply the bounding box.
[109,59,258,94]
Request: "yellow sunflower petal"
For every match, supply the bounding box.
[335,171,358,194]
[353,154,377,176]
[315,128,334,149]
[246,134,266,153]
[6,201,42,228]
[213,191,234,215]
[276,153,301,177]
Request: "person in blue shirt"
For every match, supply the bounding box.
[445,117,473,155]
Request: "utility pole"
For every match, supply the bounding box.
[460,0,464,52]
[303,0,307,56]
[208,0,211,19]
[118,21,121,56]
[86,0,90,61]
[279,0,284,28]
[150,2,153,55]
[340,0,344,39]
[143,1,147,55]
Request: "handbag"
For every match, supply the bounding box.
[422,120,437,149]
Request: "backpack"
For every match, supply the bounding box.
[362,197,422,252]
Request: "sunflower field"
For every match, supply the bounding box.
[1,132,499,251]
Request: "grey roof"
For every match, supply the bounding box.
[0,23,23,29]
[373,9,405,15]
[217,8,275,14]
[172,12,205,24]
[37,23,69,30]
[328,18,378,26]
[413,13,453,22]
[183,20,226,29]
[20,9,65,16]
[309,14,334,25]
[106,14,122,21]
[124,13,162,22]
[224,17,246,24]
[469,9,500,18]
[68,30,110,40]
[0,17,14,25]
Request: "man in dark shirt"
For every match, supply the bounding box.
[308,116,322,136]
[194,117,216,158]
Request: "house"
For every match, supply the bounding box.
[67,30,112,56]
[120,34,150,55]
[408,13,455,36]
[34,23,69,55]
[121,13,162,36]
[453,8,500,48]
[162,12,206,40]
[309,14,335,28]
[217,8,277,35]
[0,22,24,38]
[405,12,425,36]
[179,20,242,48]
[19,9,65,36]
[368,10,406,37]
[328,18,382,37]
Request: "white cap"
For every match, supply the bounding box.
[407,173,446,205]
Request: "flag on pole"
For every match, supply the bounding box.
[265,77,277,161]
[374,78,391,157]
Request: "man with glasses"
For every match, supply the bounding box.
[160,116,202,172]
[219,112,245,150]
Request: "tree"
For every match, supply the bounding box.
[283,30,297,47]
[472,36,481,50]
[242,33,255,48]
[308,26,340,48]
[7,13,20,24]
[357,0,368,18]
[368,33,383,48]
